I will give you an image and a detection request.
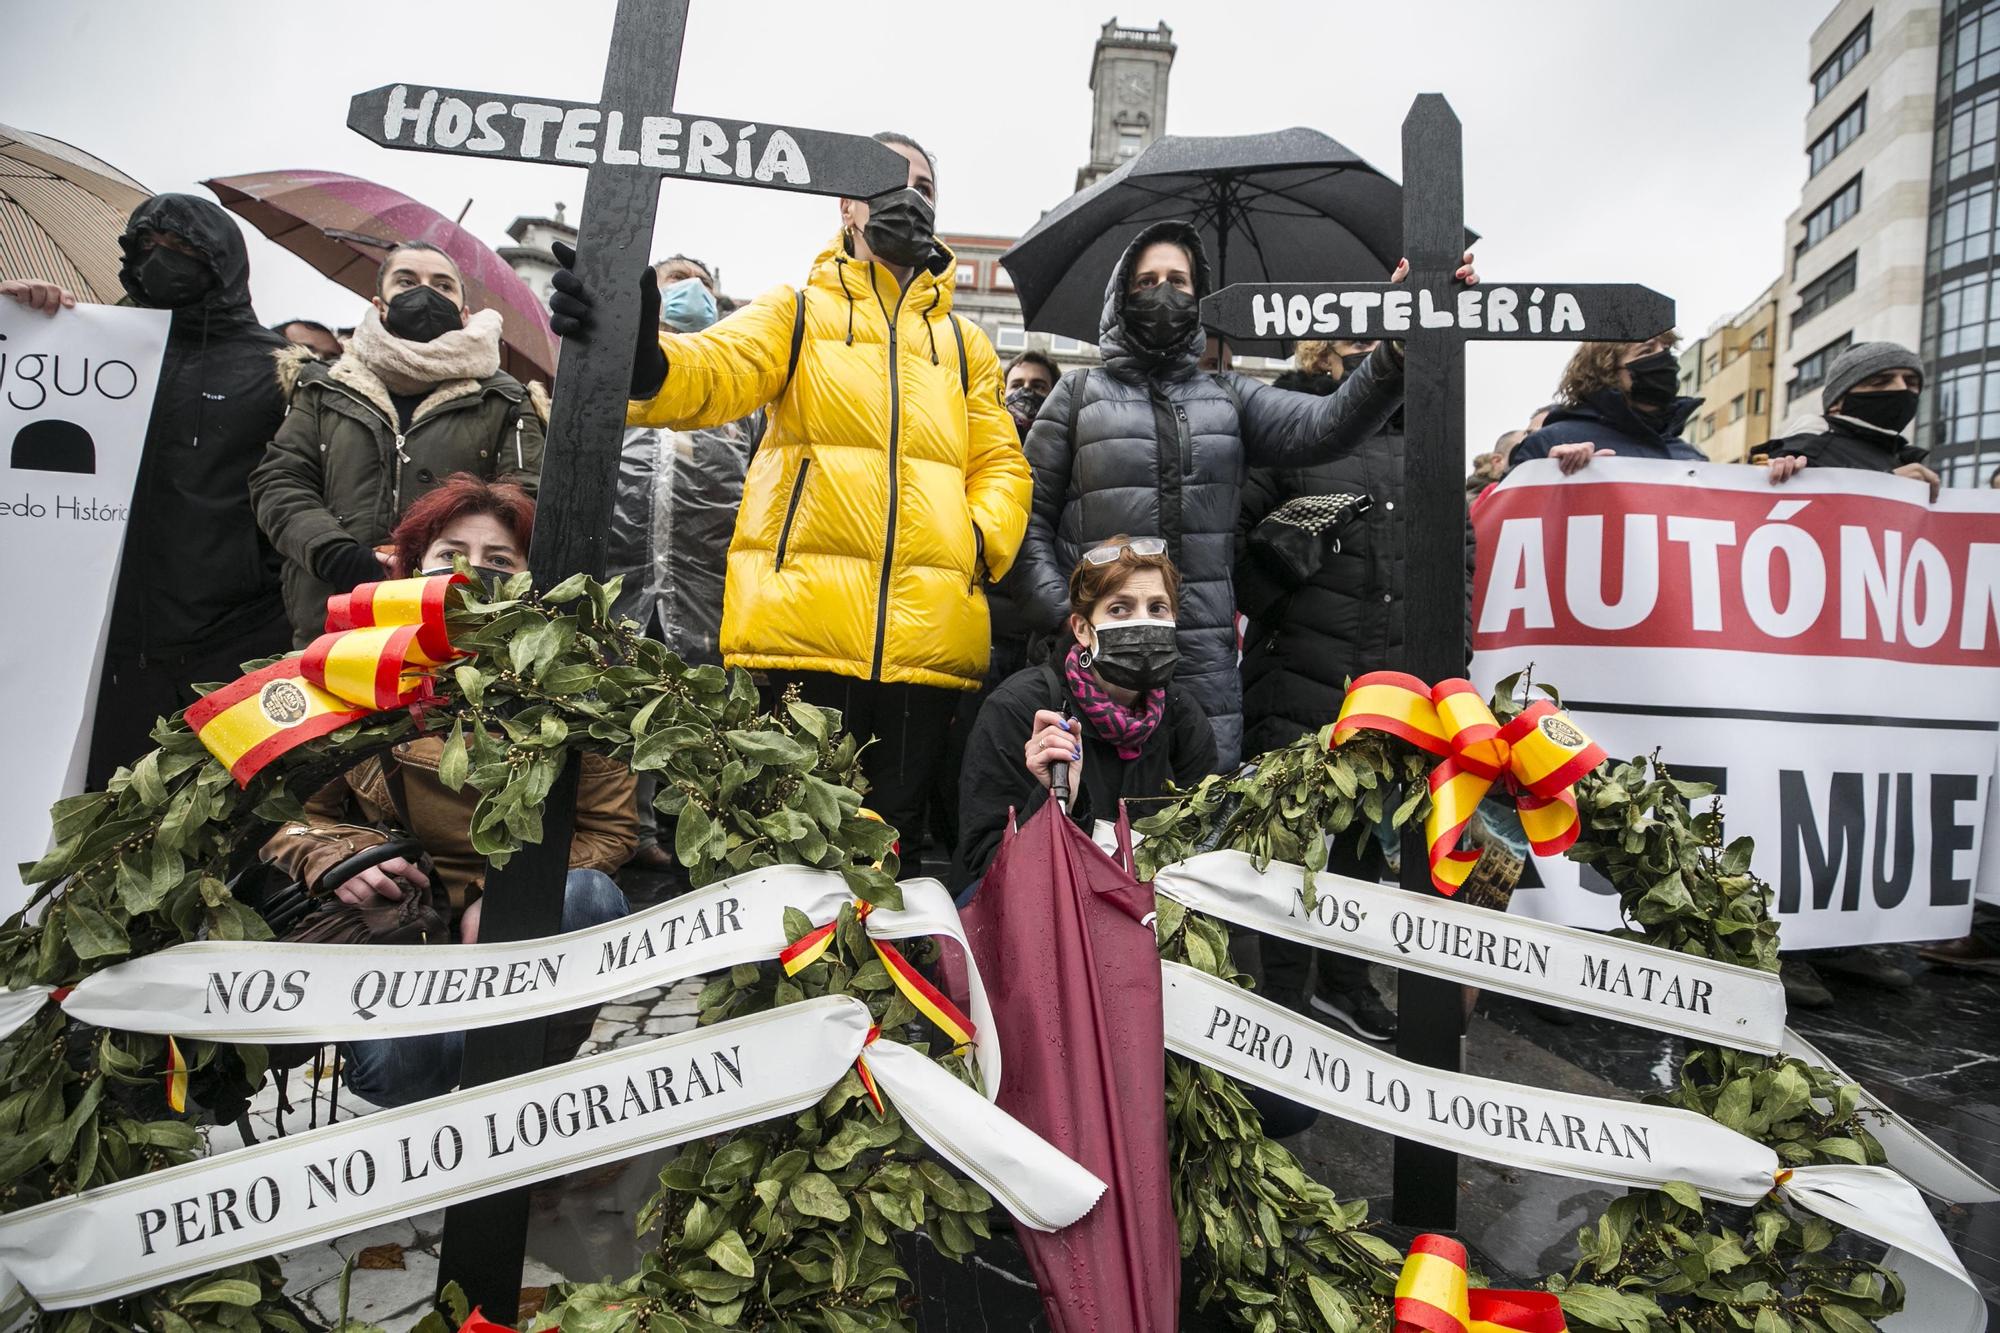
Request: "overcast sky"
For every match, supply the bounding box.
[6,0,1828,455]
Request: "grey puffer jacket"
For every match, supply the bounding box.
[1016,221,1405,767]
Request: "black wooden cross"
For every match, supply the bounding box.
[347,0,907,1312]
[1201,95,1675,1229]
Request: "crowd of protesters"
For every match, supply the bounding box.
[1,124,1991,1113]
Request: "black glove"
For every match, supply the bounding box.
[549,240,667,400]
[315,541,387,590]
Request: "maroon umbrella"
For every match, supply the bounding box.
[203,169,556,383]
[955,800,1177,1332]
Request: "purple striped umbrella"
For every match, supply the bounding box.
[205,169,556,383]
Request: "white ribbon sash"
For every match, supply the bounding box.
[1153,851,1786,1054]
[1781,1028,1999,1205]
[4,869,1001,1096]
[1162,963,1980,1327]
[0,995,1101,1311]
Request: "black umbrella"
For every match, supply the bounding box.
[1000,127,1473,356]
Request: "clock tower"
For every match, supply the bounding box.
[1077,19,1176,192]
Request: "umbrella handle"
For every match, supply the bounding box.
[1048,704,1074,809]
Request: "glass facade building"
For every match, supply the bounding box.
[1921,0,2000,485]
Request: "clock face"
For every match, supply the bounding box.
[1118,70,1151,106]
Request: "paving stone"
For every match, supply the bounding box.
[274,1239,348,1295]
[306,1253,436,1327]
[332,1219,419,1260]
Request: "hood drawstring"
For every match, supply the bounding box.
[189,305,211,450]
[924,287,941,366]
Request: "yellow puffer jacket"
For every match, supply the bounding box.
[628,235,1031,690]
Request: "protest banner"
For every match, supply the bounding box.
[0,302,166,919]
[1469,457,2000,949]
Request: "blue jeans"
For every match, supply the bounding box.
[341,869,630,1108]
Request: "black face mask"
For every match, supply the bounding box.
[135,247,213,309]
[1124,283,1201,354]
[1339,351,1372,378]
[384,285,464,343]
[1005,387,1048,434]
[1624,350,1681,410]
[1840,388,1920,434]
[861,188,936,270]
[1088,618,1179,691]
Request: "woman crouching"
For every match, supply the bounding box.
[953,535,1219,898]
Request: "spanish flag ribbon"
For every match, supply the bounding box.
[1395,1233,1567,1333]
[855,1025,886,1117]
[779,900,976,1056]
[1333,672,1605,897]
[187,575,467,786]
[163,1036,188,1114]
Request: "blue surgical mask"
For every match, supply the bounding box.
[660,277,718,332]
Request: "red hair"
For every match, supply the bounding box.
[390,474,536,576]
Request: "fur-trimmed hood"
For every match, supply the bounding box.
[274,342,543,427]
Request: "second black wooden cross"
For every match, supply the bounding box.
[1201,94,1675,1229]
[347,0,907,1312]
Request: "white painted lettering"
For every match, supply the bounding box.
[553,108,602,163]
[383,85,437,145]
[640,115,683,169]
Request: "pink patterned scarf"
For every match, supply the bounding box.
[1065,642,1166,760]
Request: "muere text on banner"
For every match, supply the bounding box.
[1469,458,2000,948]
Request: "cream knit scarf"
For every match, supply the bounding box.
[348,306,504,395]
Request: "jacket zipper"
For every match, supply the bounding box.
[869,269,910,682]
[1173,403,1192,473]
[390,432,410,511]
[320,381,507,521]
[775,457,811,569]
[1150,387,1187,571]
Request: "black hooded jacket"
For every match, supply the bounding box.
[1015,221,1405,767]
[1235,370,1474,758]
[110,194,288,657]
[953,658,1217,891]
[1507,389,1703,467]
[1759,415,1925,472]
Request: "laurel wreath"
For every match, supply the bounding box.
[0,583,1908,1333]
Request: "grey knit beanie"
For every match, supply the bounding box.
[1823,341,1923,411]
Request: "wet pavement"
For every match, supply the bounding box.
[232,864,1997,1329]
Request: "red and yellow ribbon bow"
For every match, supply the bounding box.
[780,898,976,1110]
[1395,1233,1567,1333]
[1333,671,1605,896]
[188,574,467,785]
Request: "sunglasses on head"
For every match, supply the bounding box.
[1081,537,1167,565]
